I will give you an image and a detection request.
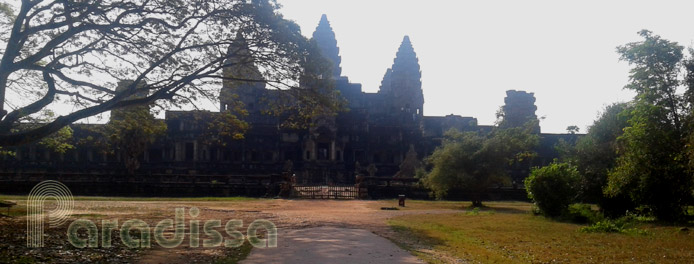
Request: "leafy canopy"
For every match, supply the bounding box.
[605,30,693,221]
[0,0,341,146]
[424,124,538,206]
[525,161,581,217]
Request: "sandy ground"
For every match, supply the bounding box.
[2,199,455,263]
[132,199,448,263]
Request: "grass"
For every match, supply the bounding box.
[213,241,254,264]
[0,195,261,202]
[388,202,694,263]
[1,203,27,217]
[373,199,532,212]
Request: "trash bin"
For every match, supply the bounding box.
[398,194,406,207]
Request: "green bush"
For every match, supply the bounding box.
[580,220,626,233]
[564,204,604,224]
[579,214,649,235]
[525,162,581,217]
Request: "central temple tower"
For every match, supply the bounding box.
[312,14,342,79]
[380,36,424,124]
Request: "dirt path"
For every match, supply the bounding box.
[2,199,457,263]
[131,199,451,263]
[239,227,424,264]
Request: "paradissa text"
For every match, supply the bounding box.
[67,207,277,249]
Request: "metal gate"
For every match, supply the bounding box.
[293,185,361,199]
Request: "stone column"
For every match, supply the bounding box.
[330,140,336,161]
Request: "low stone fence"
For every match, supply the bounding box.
[0,171,279,197]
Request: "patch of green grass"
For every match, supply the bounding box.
[373,200,531,212]
[388,203,694,263]
[464,207,495,216]
[1,203,30,217]
[213,241,254,264]
[579,214,650,236]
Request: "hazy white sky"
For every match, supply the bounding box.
[277,0,694,133]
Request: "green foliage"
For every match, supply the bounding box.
[83,105,166,174]
[525,162,581,217]
[464,207,494,216]
[262,38,348,129]
[599,30,694,221]
[15,110,76,154]
[423,124,538,206]
[579,214,649,235]
[467,207,481,216]
[564,204,604,224]
[580,220,628,233]
[606,102,691,220]
[200,110,249,146]
[0,0,344,147]
[0,2,14,21]
[38,126,75,154]
[617,30,683,106]
[566,125,580,134]
[570,103,635,216]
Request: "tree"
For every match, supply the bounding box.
[606,102,691,220]
[525,161,581,217]
[605,30,693,221]
[571,103,634,216]
[394,144,420,178]
[105,105,166,174]
[682,49,694,202]
[0,109,75,156]
[566,125,580,134]
[423,124,538,207]
[74,81,166,173]
[0,0,341,146]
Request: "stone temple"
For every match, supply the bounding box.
[0,15,578,187]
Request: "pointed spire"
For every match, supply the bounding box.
[379,68,392,93]
[220,32,265,111]
[391,35,420,82]
[311,14,342,78]
[387,35,423,116]
[224,32,254,66]
[222,32,263,81]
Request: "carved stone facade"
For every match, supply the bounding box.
[500,90,540,133]
[0,15,579,185]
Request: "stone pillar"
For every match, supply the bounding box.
[175,142,183,161]
[193,140,198,161]
[330,141,336,161]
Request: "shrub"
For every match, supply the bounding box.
[564,204,604,224]
[580,220,626,233]
[525,162,581,217]
[579,214,649,235]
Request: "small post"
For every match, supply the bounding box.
[398,194,406,207]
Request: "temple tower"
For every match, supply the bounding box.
[499,90,540,133]
[111,80,148,122]
[312,14,342,79]
[219,32,266,112]
[380,36,424,121]
[379,68,393,93]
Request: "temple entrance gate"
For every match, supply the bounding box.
[292,185,362,199]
